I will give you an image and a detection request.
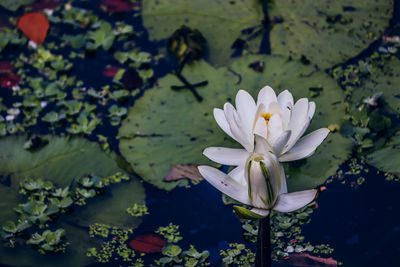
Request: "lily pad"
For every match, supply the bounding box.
[0,136,124,188]
[0,0,34,11]
[69,177,145,228]
[266,0,392,69]
[119,55,352,191]
[366,131,400,176]
[352,56,400,114]
[142,0,262,65]
[0,222,97,267]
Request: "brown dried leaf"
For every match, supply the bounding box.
[163,164,202,182]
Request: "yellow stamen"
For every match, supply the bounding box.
[261,113,272,123]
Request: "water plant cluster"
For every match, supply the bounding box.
[1,172,131,254]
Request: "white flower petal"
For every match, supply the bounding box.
[277,90,294,110]
[267,102,282,116]
[277,163,287,195]
[308,101,316,119]
[267,114,283,145]
[203,147,249,166]
[261,152,286,198]
[257,85,277,109]
[254,134,273,154]
[284,98,310,152]
[279,128,330,162]
[224,103,254,152]
[250,208,270,217]
[273,189,317,213]
[252,104,268,138]
[213,108,235,140]
[198,166,251,205]
[236,90,257,134]
[228,164,247,186]
[272,130,291,156]
[278,90,294,130]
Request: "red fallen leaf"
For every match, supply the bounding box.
[121,69,142,90]
[128,233,167,253]
[278,253,337,267]
[164,164,203,182]
[103,66,121,78]
[101,0,134,13]
[0,73,21,88]
[0,61,14,73]
[32,1,62,11]
[17,12,50,45]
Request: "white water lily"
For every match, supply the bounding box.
[213,86,330,162]
[198,137,317,217]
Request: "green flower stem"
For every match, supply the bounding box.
[256,214,271,267]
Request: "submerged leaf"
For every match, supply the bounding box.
[0,73,21,88]
[128,233,167,253]
[278,253,337,267]
[101,0,134,13]
[17,12,50,45]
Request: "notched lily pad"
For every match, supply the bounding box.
[267,0,393,68]
[142,0,262,65]
[366,131,400,177]
[119,55,352,191]
[352,56,400,114]
[0,135,127,188]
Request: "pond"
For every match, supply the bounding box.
[0,0,399,266]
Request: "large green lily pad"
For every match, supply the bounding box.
[266,0,392,69]
[69,177,145,228]
[352,56,400,114]
[0,0,34,11]
[142,0,262,65]
[0,136,125,188]
[0,136,145,267]
[366,131,400,176]
[0,222,97,267]
[119,55,352,191]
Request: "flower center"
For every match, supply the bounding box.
[261,113,272,124]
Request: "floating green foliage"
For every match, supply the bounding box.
[26,229,68,254]
[220,243,255,267]
[240,205,334,261]
[119,55,352,191]
[87,223,137,264]
[142,0,262,65]
[126,203,149,217]
[155,223,183,243]
[0,0,34,12]
[0,136,126,188]
[155,244,210,266]
[266,0,393,68]
[0,27,27,51]
[366,131,400,177]
[353,56,400,114]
